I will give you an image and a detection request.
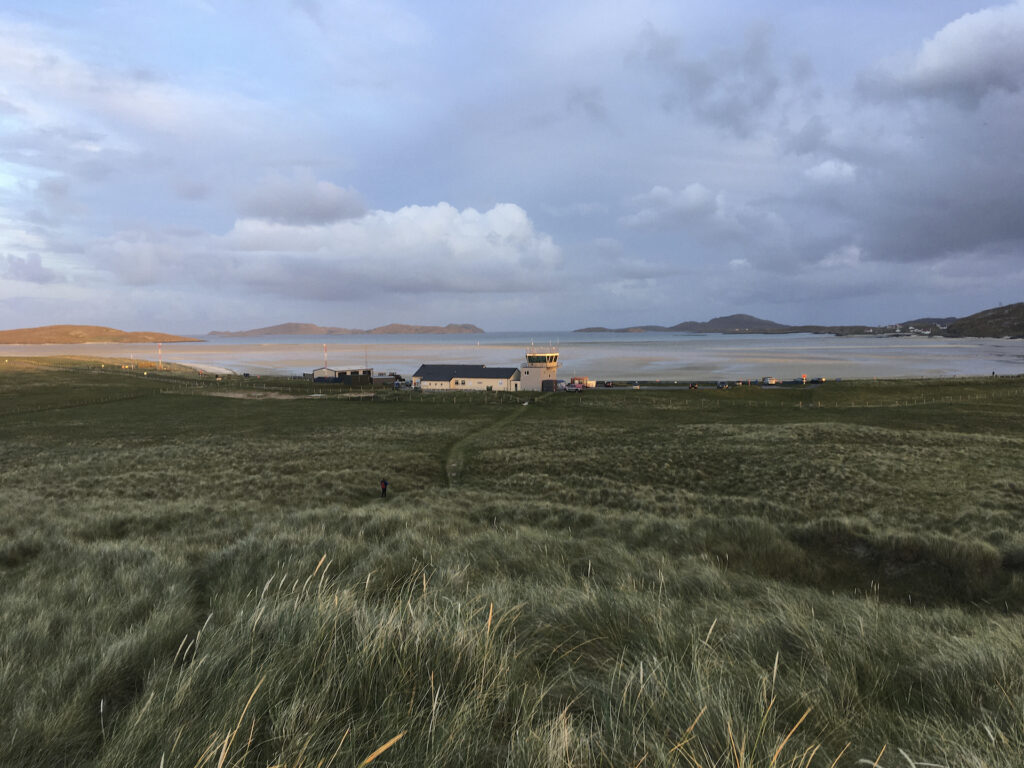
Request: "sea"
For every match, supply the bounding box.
[4,331,1024,381]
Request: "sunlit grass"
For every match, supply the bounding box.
[1,361,1023,766]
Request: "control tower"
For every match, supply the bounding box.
[520,347,559,391]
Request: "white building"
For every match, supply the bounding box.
[412,364,521,391]
[520,348,559,391]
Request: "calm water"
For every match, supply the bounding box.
[5,331,1024,380]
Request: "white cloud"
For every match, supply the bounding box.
[0,22,269,139]
[863,1,1024,107]
[804,159,856,184]
[226,202,561,297]
[87,202,561,299]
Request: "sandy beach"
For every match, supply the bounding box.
[3,333,1024,380]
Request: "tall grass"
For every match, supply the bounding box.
[1,363,1023,765]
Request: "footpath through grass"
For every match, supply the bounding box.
[1,358,1023,767]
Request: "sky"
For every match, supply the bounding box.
[1,1,1023,333]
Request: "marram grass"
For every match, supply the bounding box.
[1,361,1023,766]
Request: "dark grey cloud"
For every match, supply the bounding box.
[807,86,1024,266]
[783,114,831,155]
[632,23,784,138]
[3,252,64,284]
[240,170,366,225]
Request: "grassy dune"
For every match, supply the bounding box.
[0,324,200,343]
[1,358,1022,766]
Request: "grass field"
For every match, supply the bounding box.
[1,357,1023,767]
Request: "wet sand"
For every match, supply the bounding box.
[2,334,1023,380]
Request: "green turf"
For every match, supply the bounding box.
[1,358,1022,766]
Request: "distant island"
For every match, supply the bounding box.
[209,322,484,337]
[575,313,876,336]
[0,325,201,344]
[575,303,1024,339]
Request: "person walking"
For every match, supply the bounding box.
[380,478,389,498]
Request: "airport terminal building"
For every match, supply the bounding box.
[412,364,521,391]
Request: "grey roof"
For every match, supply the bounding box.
[413,364,519,381]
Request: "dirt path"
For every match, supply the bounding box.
[443,393,550,487]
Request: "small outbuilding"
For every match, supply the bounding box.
[312,367,373,385]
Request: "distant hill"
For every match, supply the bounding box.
[576,303,1024,338]
[673,314,788,332]
[0,325,201,344]
[901,316,958,328]
[576,314,794,334]
[946,303,1024,338]
[209,322,484,337]
[366,323,484,335]
[210,322,342,336]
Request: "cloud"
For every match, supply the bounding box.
[577,236,678,281]
[632,23,784,138]
[86,230,196,287]
[804,159,856,184]
[861,1,1024,107]
[623,183,787,247]
[623,183,717,227]
[240,170,366,225]
[565,86,607,122]
[819,244,862,269]
[784,115,832,155]
[2,252,64,283]
[3,4,1024,331]
[225,202,559,295]
[0,23,257,138]
[87,201,561,300]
